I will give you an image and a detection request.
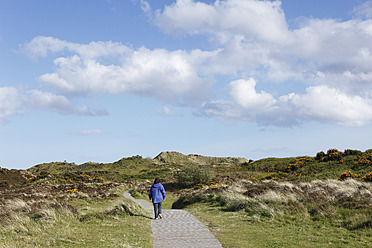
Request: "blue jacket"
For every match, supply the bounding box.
[149,183,166,203]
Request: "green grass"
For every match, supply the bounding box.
[0,185,152,247]
[2,149,372,247]
[186,202,372,248]
[0,209,151,247]
[22,149,371,187]
[173,179,372,248]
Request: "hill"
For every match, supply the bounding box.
[1,149,371,247]
[1,149,371,188]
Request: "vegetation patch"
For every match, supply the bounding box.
[0,180,152,247]
[1,148,372,247]
[173,179,372,230]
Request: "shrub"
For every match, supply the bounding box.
[365,149,372,154]
[285,157,313,172]
[344,149,362,156]
[354,153,372,166]
[176,166,213,188]
[340,171,364,181]
[362,172,372,182]
[326,149,343,161]
[104,198,151,218]
[130,189,143,199]
[315,151,325,160]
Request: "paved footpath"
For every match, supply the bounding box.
[124,191,223,248]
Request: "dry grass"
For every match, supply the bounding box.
[0,181,152,247]
[173,179,372,228]
[172,179,372,247]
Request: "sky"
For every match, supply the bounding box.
[1,0,372,169]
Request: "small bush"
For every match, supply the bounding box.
[354,153,372,166]
[315,151,325,160]
[104,198,151,218]
[176,166,213,188]
[362,172,372,182]
[344,149,362,156]
[130,189,143,199]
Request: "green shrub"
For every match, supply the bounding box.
[315,151,325,160]
[344,149,362,156]
[365,149,372,154]
[176,166,213,188]
[326,149,343,161]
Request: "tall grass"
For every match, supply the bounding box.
[0,184,152,247]
[173,179,371,247]
[173,179,372,229]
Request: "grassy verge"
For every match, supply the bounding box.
[186,202,371,248]
[174,179,372,248]
[0,183,152,247]
[0,211,151,247]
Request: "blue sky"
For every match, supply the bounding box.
[1,0,372,169]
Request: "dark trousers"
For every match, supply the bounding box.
[153,202,162,219]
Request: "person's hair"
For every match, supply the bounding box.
[154,177,160,184]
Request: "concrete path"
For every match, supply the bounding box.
[124,191,223,248]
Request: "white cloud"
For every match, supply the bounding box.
[202,82,372,127]
[0,87,22,123]
[280,85,372,126]
[24,37,214,104]
[24,90,94,116]
[154,0,290,43]
[18,1,372,127]
[22,36,129,60]
[0,86,100,122]
[229,78,276,110]
[151,0,372,126]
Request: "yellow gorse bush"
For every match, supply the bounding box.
[285,157,313,172]
[340,171,372,182]
[354,153,372,166]
[327,149,344,160]
[64,189,82,194]
[362,172,372,182]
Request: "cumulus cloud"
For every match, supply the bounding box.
[229,78,276,110]
[280,85,372,126]
[0,87,100,122]
[17,1,372,127]
[201,82,372,127]
[24,90,94,115]
[154,0,290,43]
[151,0,372,126]
[24,36,213,104]
[0,87,23,123]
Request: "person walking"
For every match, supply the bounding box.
[149,177,166,220]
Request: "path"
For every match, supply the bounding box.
[124,191,223,248]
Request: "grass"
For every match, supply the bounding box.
[174,179,372,247]
[0,208,151,247]
[1,148,372,247]
[0,183,152,248]
[186,202,371,248]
